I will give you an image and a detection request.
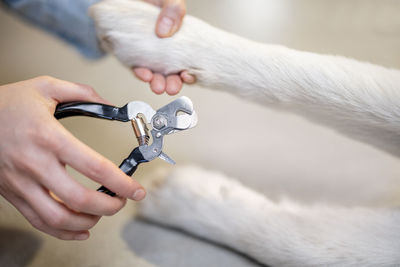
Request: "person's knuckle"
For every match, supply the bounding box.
[29,216,45,230]
[86,216,100,229]
[10,152,39,177]
[30,127,47,145]
[104,201,124,216]
[69,191,90,211]
[86,86,97,96]
[7,150,23,168]
[35,75,57,88]
[36,127,66,155]
[0,171,13,192]
[80,85,97,98]
[88,158,108,179]
[30,124,57,147]
[118,198,128,210]
[46,210,67,228]
[1,169,30,196]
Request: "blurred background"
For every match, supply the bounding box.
[1,0,400,266]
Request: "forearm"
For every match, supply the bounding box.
[194,33,400,123]
[191,30,400,154]
[2,0,104,58]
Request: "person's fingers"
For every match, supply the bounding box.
[8,173,100,232]
[4,193,89,240]
[51,124,146,201]
[19,179,101,232]
[33,76,107,104]
[37,158,127,216]
[156,0,186,37]
[151,73,167,94]
[180,70,196,84]
[133,68,154,82]
[165,75,183,95]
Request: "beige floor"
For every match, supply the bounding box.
[1,0,400,266]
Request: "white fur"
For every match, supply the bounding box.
[140,166,400,266]
[90,1,400,266]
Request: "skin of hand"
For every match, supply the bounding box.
[0,76,146,240]
[132,0,196,95]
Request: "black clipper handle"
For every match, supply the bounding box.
[96,147,148,196]
[55,102,129,122]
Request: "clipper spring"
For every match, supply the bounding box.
[131,116,150,146]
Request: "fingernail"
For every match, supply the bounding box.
[75,233,89,240]
[132,189,146,201]
[158,17,174,36]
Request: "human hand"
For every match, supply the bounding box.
[0,76,146,240]
[132,0,196,95]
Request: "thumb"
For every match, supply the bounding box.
[38,77,110,104]
[156,0,186,38]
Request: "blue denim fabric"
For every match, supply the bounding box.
[2,0,104,59]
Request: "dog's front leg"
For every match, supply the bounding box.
[139,166,400,267]
[91,0,400,156]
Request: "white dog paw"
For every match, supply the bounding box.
[137,165,247,226]
[90,0,218,77]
